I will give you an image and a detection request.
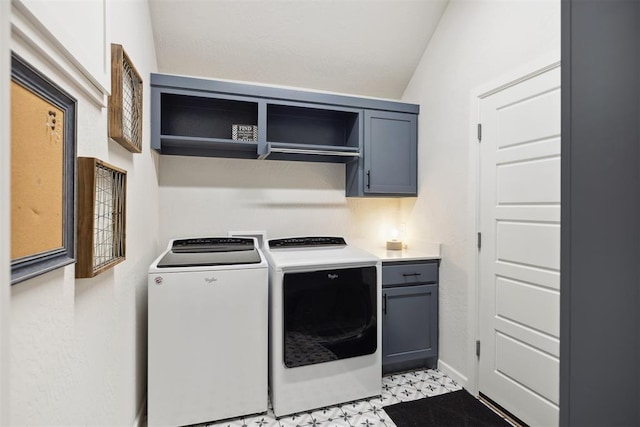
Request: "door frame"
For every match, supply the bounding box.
[467,52,560,397]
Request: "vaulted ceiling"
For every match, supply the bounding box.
[148,0,448,99]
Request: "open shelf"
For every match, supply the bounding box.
[159,135,258,159]
[161,93,258,140]
[267,104,359,147]
[261,103,361,162]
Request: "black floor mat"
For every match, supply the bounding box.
[384,390,512,427]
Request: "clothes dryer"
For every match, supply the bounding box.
[263,237,381,417]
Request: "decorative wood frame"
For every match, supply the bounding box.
[76,157,127,278]
[10,52,76,285]
[108,44,142,153]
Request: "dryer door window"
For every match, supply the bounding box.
[282,266,377,368]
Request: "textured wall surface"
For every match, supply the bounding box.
[149,0,449,99]
[9,1,159,425]
[1,0,11,423]
[158,155,407,249]
[6,1,562,424]
[401,0,560,389]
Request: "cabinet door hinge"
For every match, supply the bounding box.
[476,340,481,358]
[477,232,482,250]
[477,123,482,142]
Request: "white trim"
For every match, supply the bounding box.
[102,0,110,93]
[10,0,109,107]
[465,87,481,395]
[469,52,561,398]
[437,359,468,389]
[472,49,561,100]
[477,60,561,99]
[0,0,11,423]
[132,395,147,427]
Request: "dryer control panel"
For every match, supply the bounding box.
[269,237,346,248]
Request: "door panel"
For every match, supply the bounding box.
[497,157,560,204]
[496,277,560,336]
[497,89,561,148]
[382,284,437,365]
[479,65,560,426]
[495,333,559,404]
[496,137,560,164]
[496,222,560,270]
[364,110,417,194]
[495,261,559,290]
[494,317,559,357]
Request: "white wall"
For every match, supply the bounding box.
[16,0,110,96]
[158,155,405,247]
[8,1,159,425]
[4,0,560,423]
[401,0,560,389]
[1,0,12,423]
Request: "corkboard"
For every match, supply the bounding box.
[11,80,64,259]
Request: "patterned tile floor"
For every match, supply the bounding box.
[207,368,463,427]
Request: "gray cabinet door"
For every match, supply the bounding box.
[382,284,438,366]
[364,110,417,195]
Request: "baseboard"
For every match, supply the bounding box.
[437,359,468,389]
[133,395,147,427]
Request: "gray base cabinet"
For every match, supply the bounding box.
[382,261,439,373]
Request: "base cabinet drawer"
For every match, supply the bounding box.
[382,262,438,286]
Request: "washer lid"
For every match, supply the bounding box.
[156,237,262,268]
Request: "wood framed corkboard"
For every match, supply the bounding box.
[10,53,76,285]
[11,81,64,257]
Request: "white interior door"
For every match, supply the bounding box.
[478,65,560,426]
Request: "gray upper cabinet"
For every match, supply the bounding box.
[151,73,418,196]
[365,111,417,195]
[346,111,418,197]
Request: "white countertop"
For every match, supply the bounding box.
[349,239,441,262]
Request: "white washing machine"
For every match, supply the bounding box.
[263,236,382,417]
[147,237,268,427]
